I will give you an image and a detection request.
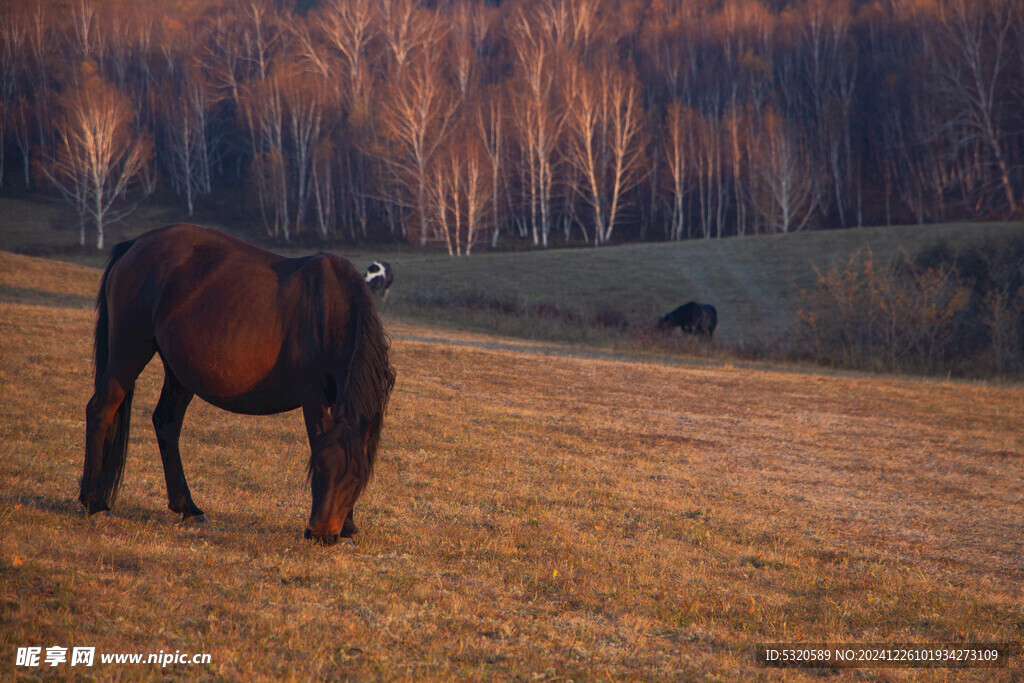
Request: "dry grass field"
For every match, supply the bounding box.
[1,250,1022,680]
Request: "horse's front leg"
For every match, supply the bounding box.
[301,395,359,543]
[341,508,358,537]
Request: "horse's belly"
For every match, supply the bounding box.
[199,390,302,416]
[158,340,305,416]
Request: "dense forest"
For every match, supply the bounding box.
[1,0,1022,252]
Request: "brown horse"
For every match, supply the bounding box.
[79,224,395,545]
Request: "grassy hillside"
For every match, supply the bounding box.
[368,222,1024,347]
[1,195,1021,348]
[0,196,190,264]
[2,251,1023,680]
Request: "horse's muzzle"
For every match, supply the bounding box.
[304,527,338,545]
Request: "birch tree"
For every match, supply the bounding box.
[378,55,458,245]
[475,86,510,248]
[238,71,289,239]
[564,56,647,245]
[932,0,1020,214]
[157,64,214,217]
[40,66,151,249]
[664,102,691,240]
[750,106,822,233]
[510,9,563,247]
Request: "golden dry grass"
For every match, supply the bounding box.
[1,251,1022,680]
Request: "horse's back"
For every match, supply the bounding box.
[124,223,358,288]
[106,224,287,335]
[123,223,282,276]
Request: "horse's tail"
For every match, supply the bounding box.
[328,260,396,498]
[89,239,137,506]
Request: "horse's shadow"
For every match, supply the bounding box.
[2,492,180,526]
[1,492,80,516]
[0,285,93,310]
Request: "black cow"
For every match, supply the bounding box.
[657,301,717,339]
[364,261,394,301]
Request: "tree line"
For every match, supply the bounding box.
[1,0,1022,252]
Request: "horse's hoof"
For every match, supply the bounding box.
[86,510,114,524]
[180,513,208,525]
[82,501,111,516]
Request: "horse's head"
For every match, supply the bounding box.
[304,420,370,545]
[303,267,393,545]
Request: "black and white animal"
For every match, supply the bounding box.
[657,301,717,338]
[363,261,394,301]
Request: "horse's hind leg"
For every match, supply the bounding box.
[81,355,153,514]
[153,363,205,522]
[81,376,131,514]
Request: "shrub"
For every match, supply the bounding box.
[406,289,522,315]
[527,301,580,324]
[796,239,1024,377]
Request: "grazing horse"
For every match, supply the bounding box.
[79,224,395,545]
[658,301,718,339]
[364,261,394,301]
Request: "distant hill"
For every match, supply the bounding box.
[2,205,1021,348]
[363,222,1024,346]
